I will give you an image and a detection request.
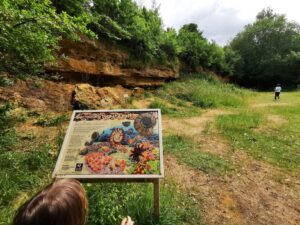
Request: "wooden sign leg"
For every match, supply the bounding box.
[153,179,160,220]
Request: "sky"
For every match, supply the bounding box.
[136,0,300,46]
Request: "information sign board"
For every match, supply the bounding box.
[53,109,163,179]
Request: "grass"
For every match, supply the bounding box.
[149,99,200,118]
[86,182,203,225]
[150,73,251,117]
[34,114,70,127]
[2,75,300,225]
[0,145,56,224]
[216,92,300,172]
[0,103,18,151]
[0,106,203,225]
[164,134,233,175]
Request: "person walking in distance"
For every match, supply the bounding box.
[274,84,282,100]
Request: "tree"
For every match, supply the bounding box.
[51,0,90,16]
[230,8,300,88]
[256,7,277,20]
[177,23,210,70]
[159,28,180,62]
[177,23,232,74]
[222,46,243,76]
[0,0,95,76]
[90,0,167,62]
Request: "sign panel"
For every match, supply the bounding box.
[53,109,163,179]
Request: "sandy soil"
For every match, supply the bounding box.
[163,109,230,136]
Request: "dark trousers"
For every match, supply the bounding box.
[275,92,280,100]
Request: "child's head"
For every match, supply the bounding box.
[13,179,88,225]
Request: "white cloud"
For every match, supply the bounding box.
[137,0,300,45]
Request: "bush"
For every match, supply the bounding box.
[0,0,95,76]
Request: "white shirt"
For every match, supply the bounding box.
[275,86,282,92]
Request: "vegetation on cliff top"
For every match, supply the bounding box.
[0,0,237,79]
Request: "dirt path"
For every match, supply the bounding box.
[163,109,230,135]
[162,109,300,225]
[250,102,292,108]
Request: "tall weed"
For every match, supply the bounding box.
[154,73,251,111]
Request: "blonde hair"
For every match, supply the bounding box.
[13,179,88,225]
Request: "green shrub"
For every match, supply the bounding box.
[0,147,55,206]
[0,0,95,76]
[85,183,136,225]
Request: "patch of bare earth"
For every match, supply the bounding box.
[163,110,300,225]
[131,98,154,109]
[254,114,288,133]
[266,114,288,125]
[251,102,291,108]
[163,109,229,135]
[14,111,69,153]
[165,153,300,225]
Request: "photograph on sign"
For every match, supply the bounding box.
[53,109,163,178]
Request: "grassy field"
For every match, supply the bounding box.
[217,92,300,172]
[0,74,299,225]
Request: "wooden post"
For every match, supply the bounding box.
[153,179,160,220]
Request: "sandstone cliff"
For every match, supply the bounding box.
[0,78,141,111]
[46,37,179,87]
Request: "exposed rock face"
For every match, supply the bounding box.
[0,79,74,111]
[0,78,140,111]
[72,83,132,109]
[46,37,179,87]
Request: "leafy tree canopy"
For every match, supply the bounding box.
[0,0,235,78]
[0,0,95,76]
[230,8,300,88]
[177,23,234,75]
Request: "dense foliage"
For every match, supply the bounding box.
[90,0,172,63]
[0,0,236,77]
[3,2,299,88]
[0,0,94,76]
[230,8,300,88]
[177,24,229,73]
